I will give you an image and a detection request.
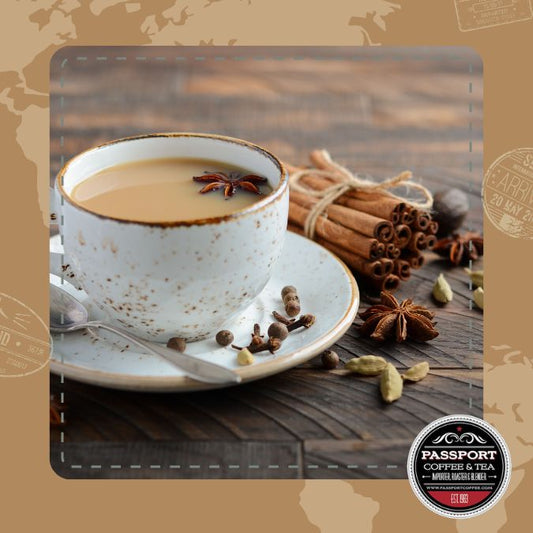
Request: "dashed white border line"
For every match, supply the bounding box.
[56,52,479,474]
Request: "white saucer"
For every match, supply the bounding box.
[50,231,359,392]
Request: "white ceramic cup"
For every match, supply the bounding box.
[50,133,288,342]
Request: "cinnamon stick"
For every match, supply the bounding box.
[393,259,411,281]
[385,243,401,259]
[359,273,401,293]
[379,258,394,276]
[394,224,412,248]
[425,234,437,249]
[318,239,389,279]
[290,190,394,242]
[296,173,405,224]
[402,252,425,270]
[306,150,409,224]
[412,211,431,231]
[335,190,405,225]
[400,206,415,225]
[427,221,439,235]
[382,274,401,292]
[286,152,437,294]
[407,232,427,252]
[287,224,388,279]
[288,202,384,260]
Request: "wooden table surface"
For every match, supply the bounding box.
[50,46,483,479]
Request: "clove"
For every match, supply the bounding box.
[232,336,282,354]
[250,323,264,346]
[287,314,316,332]
[272,310,296,326]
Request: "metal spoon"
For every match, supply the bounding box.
[50,283,241,385]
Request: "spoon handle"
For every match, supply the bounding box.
[86,321,241,385]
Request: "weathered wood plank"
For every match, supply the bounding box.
[52,369,482,447]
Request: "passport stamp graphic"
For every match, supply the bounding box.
[455,0,532,31]
[0,293,50,377]
[484,148,533,239]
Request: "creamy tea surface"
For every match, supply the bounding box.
[71,157,271,222]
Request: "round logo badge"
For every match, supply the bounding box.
[407,415,511,519]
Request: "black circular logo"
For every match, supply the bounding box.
[407,415,511,518]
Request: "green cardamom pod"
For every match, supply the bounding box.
[473,287,484,310]
[380,363,403,403]
[345,355,387,376]
[465,268,484,288]
[402,361,430,382]
[432,273,453,303]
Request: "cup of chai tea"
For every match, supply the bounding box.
[50,133,288,342]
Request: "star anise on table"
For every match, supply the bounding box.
[359,291,439,343]
[433,232,483,266]
[193,172,268,199]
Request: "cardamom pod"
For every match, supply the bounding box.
[465,268,483,288]
[402,361,430,382]
[345,355,387,376]
[380,363,403,403]
[237,347,254,366]
[432,273,453,303]
[473,287,484,310]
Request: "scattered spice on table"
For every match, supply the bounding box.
[432,273,453,304]
[286,314,316,331]
[321,350,339,369]
[402,361,430,382]
[433,232,484,266]
[380,363,403,403]
[271,310,295,326]
[338,357,431,403]
[345,355,387,375]
[237,348,254,366]
[268,322,289,340]
[358,291,438,342]
[250,323,265,347]
[229,286,316,366]
[232,337,281,354]
[473,287,484,310]
[215,330,234,347]
[281,285,300,317]
[167,337,187,352]
[465,268,483,288]
[432,188,469,237]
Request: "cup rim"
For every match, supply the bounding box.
[56,132,287,227]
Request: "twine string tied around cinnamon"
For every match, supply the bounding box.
[288,150,433,240]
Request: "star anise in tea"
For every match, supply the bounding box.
[359,291,439,343]
[193,171,268,199]
[433,232,483,266]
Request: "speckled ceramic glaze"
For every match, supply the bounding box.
[50,231,359,392]
[52,133,288,342]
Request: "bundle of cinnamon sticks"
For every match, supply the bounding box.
[286,154,437,294]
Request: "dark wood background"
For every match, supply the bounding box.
[50,46,483,479]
